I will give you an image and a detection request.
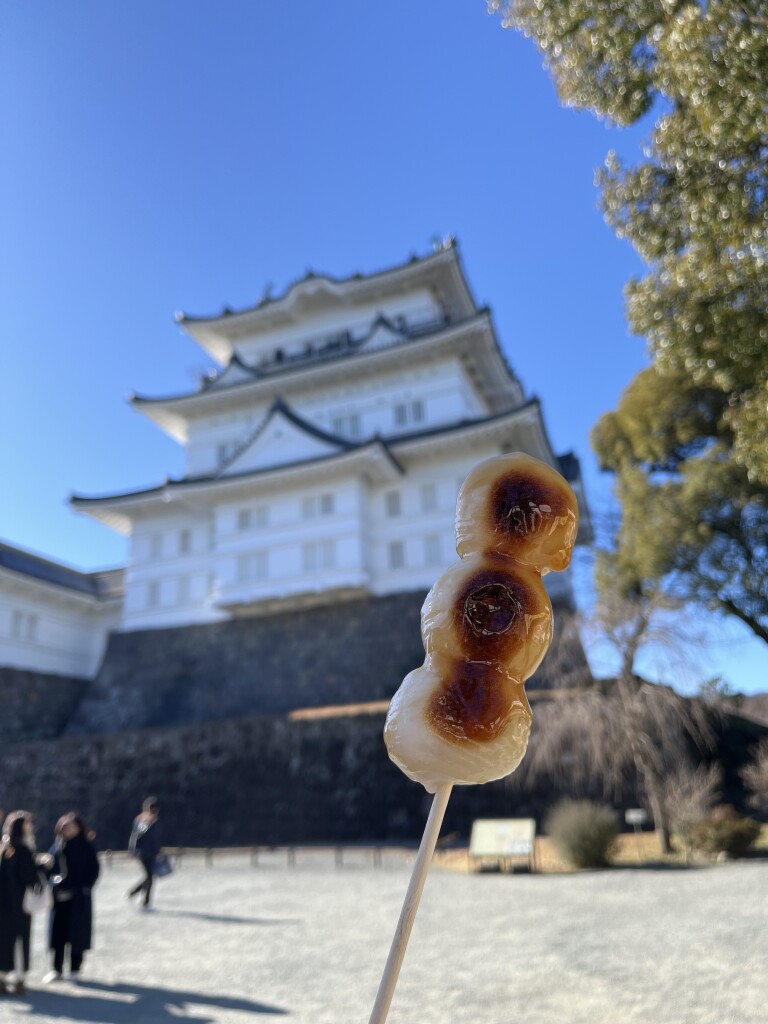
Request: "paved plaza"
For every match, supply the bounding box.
[2,847,766,1024]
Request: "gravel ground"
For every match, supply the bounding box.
[2,848,766,1024]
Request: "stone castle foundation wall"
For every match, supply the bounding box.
[0,591,594,849]
[65,591,431,736]
[0,708,528,850]
[0,667,88,744]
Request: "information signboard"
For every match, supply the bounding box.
[468,818,536,872]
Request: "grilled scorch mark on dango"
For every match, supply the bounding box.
[425,656,528,745]
[455,452,578,571]
[384,452,578,794]
[383,657,532,790]
[420,555,552,681]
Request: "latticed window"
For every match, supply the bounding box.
[385,490,402,517]
[238,551,269,582]
[302,540,336,571]
[388,540,405,569]
[303,493,335,518]
[11,609,37,641]
[421,482,437,512]
[394,400,425,428]
[331,413,361,438]
[424,534,441,565]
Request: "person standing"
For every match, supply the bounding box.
[43,813,100,984]
[0,810,41,996]
[126,797,162,910]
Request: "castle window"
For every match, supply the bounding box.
[388,540,405,570]
[320,493,334,515]
[394,401,425,428]
[303,493,335,519]
[179,528,192,554]
[237,551,269,582]
[420,482,437,512]
[385,490,402,517]
[237,508,252,531]
[302,540,336,571]
[146,580,160,609]
[332,413,361,438]
[11,610,37,641]
[150,534,163,560]
[424,534,441,566]
[177,576,190,605]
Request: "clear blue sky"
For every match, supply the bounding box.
[1,1,764,694]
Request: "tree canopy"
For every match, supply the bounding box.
[491,0,768,641]
[592,367,768,641]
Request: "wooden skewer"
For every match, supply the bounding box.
[368,783,453,1024]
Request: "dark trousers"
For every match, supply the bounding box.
[129,856,154,906]
[50,902,83,975]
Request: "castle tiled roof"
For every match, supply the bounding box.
[174,241,463,326]
[0,541,123,599]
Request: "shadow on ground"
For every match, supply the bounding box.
[158,908,302,926]
[9,979,288,1022]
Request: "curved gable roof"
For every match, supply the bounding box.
[176,242,469,328]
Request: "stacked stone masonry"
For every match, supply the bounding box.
[0,591,593,847]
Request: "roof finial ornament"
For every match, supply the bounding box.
[261,282,274,304]
[432,234,456,252]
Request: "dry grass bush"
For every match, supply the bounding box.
[545,799,619,869]
[662,761,721,860]
[690,805,761,859]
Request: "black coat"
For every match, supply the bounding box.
[0,843,38,972]
[49,834,100,955]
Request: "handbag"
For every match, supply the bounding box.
[153,854,173,878]
[23,884,53,914]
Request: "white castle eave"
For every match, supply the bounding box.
[176,245,477,364]
[132,313,521,443]
[70,441,404,535]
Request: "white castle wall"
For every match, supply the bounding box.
[119,445,576,632]
[232,288,440,365]
[183,355,485,478]
[0,572,119,678]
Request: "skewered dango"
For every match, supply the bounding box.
[384,452,578,793]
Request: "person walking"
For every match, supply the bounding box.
[43,812,100,984]
[126,797,162,910]
[0,810,41,996]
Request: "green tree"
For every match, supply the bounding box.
[490,0,768,635]
[592,366,768,641]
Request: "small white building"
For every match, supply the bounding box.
[2,242,589,677]
[0,542,122,678]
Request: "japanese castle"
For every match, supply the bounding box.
[1,241,589,681]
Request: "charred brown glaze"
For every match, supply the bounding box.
[425,659,524,744]
[489,470,570,544]
[455,566,533,659]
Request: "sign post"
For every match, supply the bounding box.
[625,808,648,860]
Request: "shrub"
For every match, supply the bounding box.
[662,762,721,861]
[546,800,619,869]
[689,805,761,859]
